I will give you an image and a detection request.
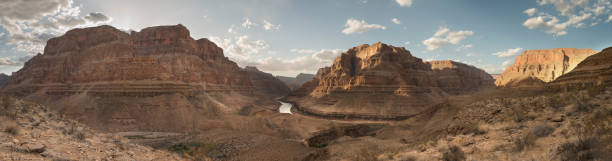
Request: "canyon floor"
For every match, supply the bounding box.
[3,86,607,161]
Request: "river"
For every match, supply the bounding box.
[277,101,293,114]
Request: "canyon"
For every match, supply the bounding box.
[0,24,610,161]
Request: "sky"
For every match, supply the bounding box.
[0,0,611,76]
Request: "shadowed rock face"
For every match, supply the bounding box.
[549,47,612,89]
[288,43,493,118]
[244,66,290,98]
[495,48,597,88]
[2,24,258,132]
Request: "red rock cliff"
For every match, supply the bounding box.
[549,47,612,89]
[288,43,493,118]
[495,48,596,87]
[3,24,257,132]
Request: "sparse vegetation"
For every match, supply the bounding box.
[5,125,19,135]
[441,145,465,161]
[515,124,555,151]
[557,137,599,161]
[169,142,223,160]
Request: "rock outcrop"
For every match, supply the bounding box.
[245,66,290,98]
[0,73,9,87]
[495,48,597,87]
[2,24,258,132]
[287,43,493,118]
[549,47,612,89]
[276,73,315,91]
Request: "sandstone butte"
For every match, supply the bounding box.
[2,24,261,132]
[495,48,597,88]
[549,47,612,90]
[244,66,291,99]
[287,42,494,119]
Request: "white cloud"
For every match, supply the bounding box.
[607,15,612,22]
[209,35,269,64]
[466,53,475,57]
[0,0,112,54]
[391,18,401,24]
[456,44,473,51]
[423,27,474,51]
[502,59,514,67]
[342,18,386,34]
[257,49,343,74]
[263,20,280,31]
[523,13,591,36]
[524,8,537,16]
[395,0,413,7]
[242,18,257,29]
[404,41,410,45]
[525,0,612,36]
[0,57,18,66]
[492,48,523,58]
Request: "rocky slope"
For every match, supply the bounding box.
[495,48,597,88]
[244,66,290,98]
[287,43,493,118]
[2,24,260,132]
[276,73,315,91]
[550,47,612,90]
[0,96,184,160]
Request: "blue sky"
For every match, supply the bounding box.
[1,0,611,76]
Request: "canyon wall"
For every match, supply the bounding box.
[288,43,493,118]
[495,48,596,88]
[2,25,259,132]
[549,47,612,89]
[245,66,290,98]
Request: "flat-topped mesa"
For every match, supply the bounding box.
[3,24,257,132]
[549,47,612,90]
[288,43,493,119]
[495,48,597,88]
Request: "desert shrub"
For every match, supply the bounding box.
[355,147,379,161]
[448,122,485,135]
[0,94,16,119]
[557,137,600,161]
[4,125,19,135]
[441,145,465,161]
[515,125,555,151]
[75,132,86,141]
[170,142,222,160]
[530,125,555,137]
[61,125,75,135]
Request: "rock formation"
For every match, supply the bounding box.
[276,73,315,91]
[549,47,612,89]
[2,24,259,132]
[244,66,290,98]
[495,48,597,88]
[0,73,9,87]
[287,43,493,118]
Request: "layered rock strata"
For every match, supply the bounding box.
[495,48,597,87]
[549,47,612,89]
[287,43,493,118]
[2,24,257,132]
